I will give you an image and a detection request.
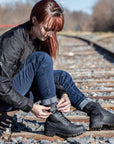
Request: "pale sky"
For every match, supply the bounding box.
[0,0,99,14]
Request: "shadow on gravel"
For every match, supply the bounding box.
[0,113,45,135]
[11,119,45,134]
[94,46,114,64]
[0,113,13,133]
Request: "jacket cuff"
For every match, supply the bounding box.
[21,99,33,112]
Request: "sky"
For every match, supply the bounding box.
[0,0,99,14]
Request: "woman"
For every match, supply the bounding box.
[0,0,113,138]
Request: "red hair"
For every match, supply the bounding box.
[30,0,64,58]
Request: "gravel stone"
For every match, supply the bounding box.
[67,137,80,144]
[89,92,97,96]
[3,128,11,135]
[11,137,18,143]
[39,140,51,144]
[105,137,114,144]
[0,140,4,144]
[37,125,44,131]
[97,98,104,104]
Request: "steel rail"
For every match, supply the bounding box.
[59,34,114,56]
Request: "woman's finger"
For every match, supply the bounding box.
[37,115,50,119]
[58,104,71,112]
[58,103,71,110]
[41,106,51,110]
[57,100,71,108]
[57,98,64,106]
[37,111,52,119]
[43,107,51,110]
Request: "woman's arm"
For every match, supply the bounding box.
[0,32,33,112]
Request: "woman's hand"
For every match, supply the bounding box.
[31,104,52,119]
[57,93,71,113]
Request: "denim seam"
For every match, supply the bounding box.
[44,66,51,97]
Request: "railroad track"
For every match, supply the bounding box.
[0,34,114,143]
[55,35,114,102]
[81,33,114,53]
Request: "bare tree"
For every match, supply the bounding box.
[0,2,32,25]
[64,9,75,31]
[71,11,90,31]
[1,0,113,32]
[90,0,114,31]
[0,6,3,23]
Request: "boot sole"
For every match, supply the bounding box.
[90,124,114,131]
[44,128,86,138]
[44,130,86,138]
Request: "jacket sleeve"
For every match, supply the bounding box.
[0,33,33,112]
[54,77,69,99]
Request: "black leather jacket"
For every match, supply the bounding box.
[0,22,67,112]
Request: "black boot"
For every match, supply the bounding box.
[44,104,86,138]
[83,101,114,130]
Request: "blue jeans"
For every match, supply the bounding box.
[1,52,91,112]
[12,52,57,105]
[54,70,91,110]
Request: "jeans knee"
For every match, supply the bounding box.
[60,70,71,81]
[42,52,53,65]
[29,52,53,66]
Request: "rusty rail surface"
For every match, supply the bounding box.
[0,24,19,28]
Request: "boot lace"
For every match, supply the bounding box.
[56,110,71,125]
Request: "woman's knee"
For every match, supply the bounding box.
[29,52,53,65]
[62,70,72,81]
[55,70,71,82]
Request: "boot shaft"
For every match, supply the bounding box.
[82,101,114,130]
[83,101,101,116]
